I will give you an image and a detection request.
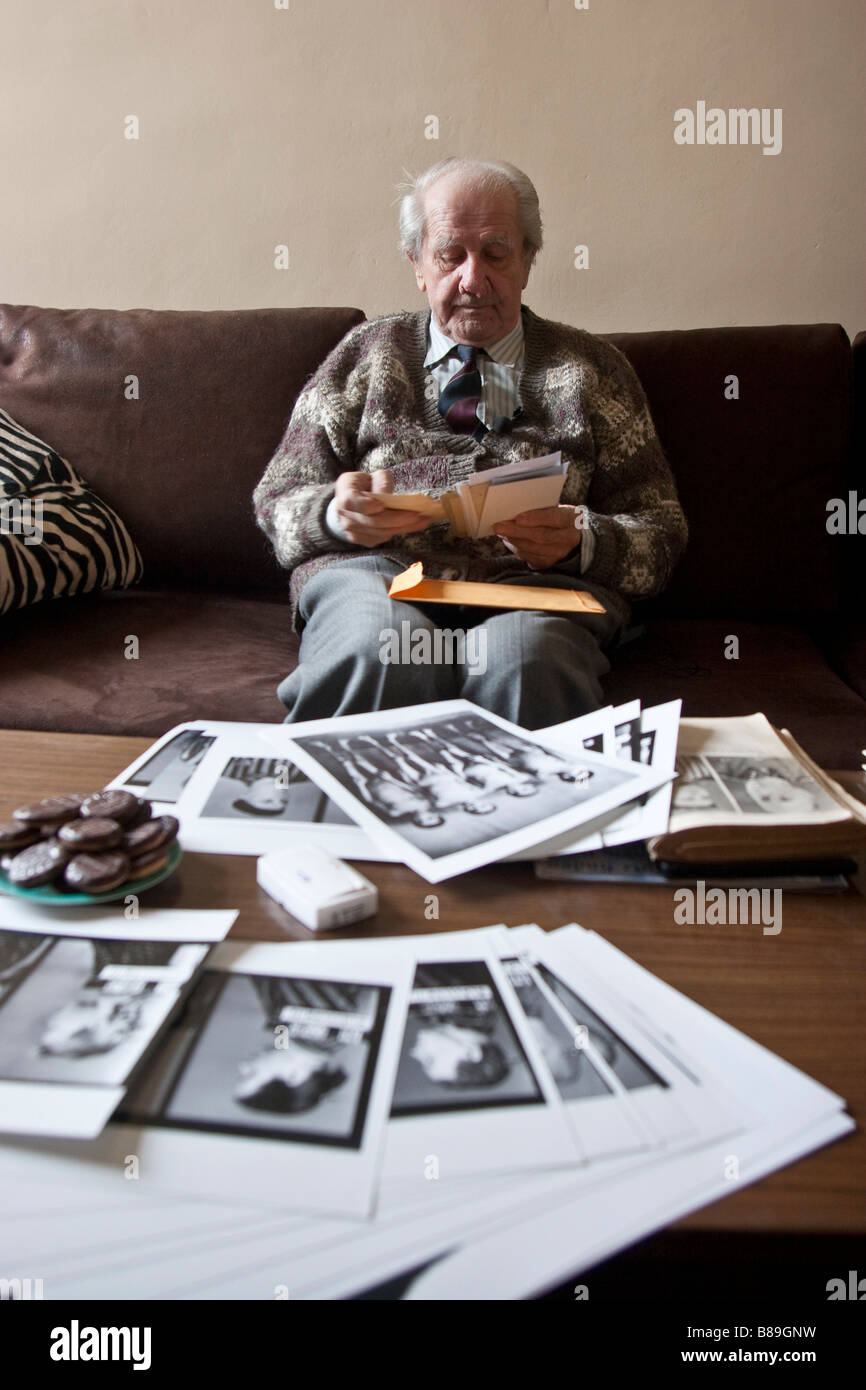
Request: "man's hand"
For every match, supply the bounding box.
[332,470,433,547]
[493,504,585,570]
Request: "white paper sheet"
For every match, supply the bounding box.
[108,721,387,860]
[262,700,668,882]
[0,920,217,1140]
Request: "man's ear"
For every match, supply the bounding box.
[407,252,426,293]
[521,252,533,291]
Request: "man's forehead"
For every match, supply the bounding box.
[423,178,520,243]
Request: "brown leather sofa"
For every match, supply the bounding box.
[1,304,864,770]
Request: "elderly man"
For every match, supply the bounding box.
[254,157,687,729]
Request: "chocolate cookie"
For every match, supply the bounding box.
[79,790,143,825]
[0,820,41,852]
[126,799,153,829]
[12,794,87,828]
[7,838,70,888]
[123,814,179,859]
[125,847,170,880]
[58,817,123,851]
[64,851,130,893]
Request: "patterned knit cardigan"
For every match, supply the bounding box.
[252,305,688,629]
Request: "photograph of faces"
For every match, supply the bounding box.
[278,700,663,881]
[671,752,837,818]
[130,970,391,1149]
[0,927,208,1090]
[705,755,839,817]
[391,960,545,1117]
[198,754,352,824]
[121,729,215,803]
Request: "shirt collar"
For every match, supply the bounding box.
[424,312,524,368]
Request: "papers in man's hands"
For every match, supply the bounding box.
[382,450,567,538]
[0,923,850,1299]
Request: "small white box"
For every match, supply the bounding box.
[256,844,378,931]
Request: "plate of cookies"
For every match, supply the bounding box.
[0,789,182,904]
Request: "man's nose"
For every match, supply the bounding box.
[458,254,489,295]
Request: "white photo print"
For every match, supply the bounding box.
[273,700,665,881]
[123,970,389,1149]
[120,728,215,803]
[198,753,352,825]
[0,929,206,1088]
[391,960,545,1116]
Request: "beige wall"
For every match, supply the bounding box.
[3,0,864,336]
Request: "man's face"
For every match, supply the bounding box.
[409,173,531,346]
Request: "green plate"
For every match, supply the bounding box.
[0,839,183,905]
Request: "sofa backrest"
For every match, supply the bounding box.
[603,323,852,620]
[0,306,852,617]
[0,304,365,592]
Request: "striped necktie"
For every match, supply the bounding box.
[437,344,488,441]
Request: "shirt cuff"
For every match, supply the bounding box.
[325,495,352,543]
[572,504,595,573]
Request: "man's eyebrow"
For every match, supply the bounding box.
[431,234,514,252]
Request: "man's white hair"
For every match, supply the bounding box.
[397,157,543,265]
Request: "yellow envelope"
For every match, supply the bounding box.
[387,562,606,614]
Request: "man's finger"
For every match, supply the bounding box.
[340,492,392,516]
[511,506,573,527]
[370,469,394,494]
[337,471,373,493]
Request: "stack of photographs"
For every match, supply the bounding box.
[0,923,851,1300]
[105,698,678,876]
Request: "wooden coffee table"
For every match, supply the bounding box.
[2,727,864,1297]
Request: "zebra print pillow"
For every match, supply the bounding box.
[0,407,142,616]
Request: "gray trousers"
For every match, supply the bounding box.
[278,556,622,731]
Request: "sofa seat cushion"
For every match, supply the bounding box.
[3,598,862,772]
[0,588,297,737]
[604,619,866,770]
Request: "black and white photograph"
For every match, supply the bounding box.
[532,961,666,1095]
[274,699,668,882]
[500,951,664,1160]
[500,956,612,1101]
[382,932,581,1187]
[615,717,642,763]
[141,726,390,859]
[121,728,215,803]
[671,751,839,820]
[0,928,207,1090]
[391,960,544,1116]
[15,941,415,1220]
[670,753,736,815]
[519,700,680,860]
[199,753,352,825]
[523,927,750,1149]
[135,969,390,1149]
[704,755,839,817]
